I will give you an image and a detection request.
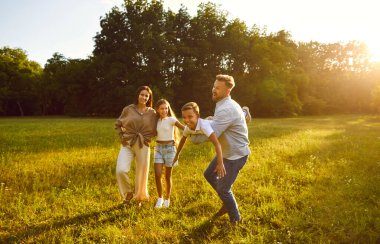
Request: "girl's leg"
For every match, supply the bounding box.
[154,163,164,198]
[164,166,173,199]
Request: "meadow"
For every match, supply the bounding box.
[0,115,379,243]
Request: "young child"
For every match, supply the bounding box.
[154,99,185,208]
[173,102,226,179]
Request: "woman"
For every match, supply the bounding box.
[115,86,157,204]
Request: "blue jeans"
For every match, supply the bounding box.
[204,155,248,221]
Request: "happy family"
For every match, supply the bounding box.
[114,74,251,224]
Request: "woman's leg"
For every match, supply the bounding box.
[134,144,150,201]
[116,145,134,200]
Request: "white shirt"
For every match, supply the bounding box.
[156,116,177,141]
[183,118,214,138]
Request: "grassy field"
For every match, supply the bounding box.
[0,115,379,243]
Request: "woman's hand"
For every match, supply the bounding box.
[121,134,128,146]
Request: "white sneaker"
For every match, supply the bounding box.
[163,199,170,208]
[155,197,164,208]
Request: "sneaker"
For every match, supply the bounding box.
[242,106,252,123]
[163,199,170,208]
[155,197,164,208]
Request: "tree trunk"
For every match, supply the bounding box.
[16,100,24,116]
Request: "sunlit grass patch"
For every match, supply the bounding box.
[1,115,379,243]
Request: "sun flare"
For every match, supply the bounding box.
[367,40,380,62]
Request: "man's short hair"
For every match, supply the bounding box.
[216,74,235,89]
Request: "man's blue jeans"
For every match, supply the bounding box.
[204,155,248,221]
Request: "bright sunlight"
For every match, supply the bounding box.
[367,40,380,62]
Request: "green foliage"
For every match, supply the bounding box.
[1,3,379,117]
[296,41,375,115]
[1,115,379,243]
[0,47,43,116]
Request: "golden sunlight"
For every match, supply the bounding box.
[367,40,380,62]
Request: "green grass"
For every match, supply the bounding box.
[1,115,379,243]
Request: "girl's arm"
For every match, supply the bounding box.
[175,120,185,130]
[208,132,226,178]
[173,136,187,165]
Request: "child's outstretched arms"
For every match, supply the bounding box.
[208,132,226,178]
[172,136,187,166]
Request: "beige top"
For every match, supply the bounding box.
[115,104,157,148]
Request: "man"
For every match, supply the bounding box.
[191,74,251,224]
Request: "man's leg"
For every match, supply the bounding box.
[204,157,228,217]
[215,156,247,222]
[204,157,218,191]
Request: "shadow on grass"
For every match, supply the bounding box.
[2,204,126,243]
[179,217,245,243]
[179,218,215,243]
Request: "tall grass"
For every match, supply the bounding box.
[1,115,379,243]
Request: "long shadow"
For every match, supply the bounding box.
[179,218,216,244]
[2,204,126,243]
[178,217,244,244]
[0,145,120,193]
[1,132,117,154]
[0,117,117,154]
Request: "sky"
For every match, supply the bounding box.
[1,0,379,66]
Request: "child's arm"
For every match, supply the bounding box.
[208,132,226,178]
[173,136,187,165]
[175,120,185,130]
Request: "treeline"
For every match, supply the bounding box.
[1,0,380,117]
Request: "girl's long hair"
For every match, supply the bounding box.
[155,99,180,145]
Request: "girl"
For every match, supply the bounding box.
[154,99,185,208]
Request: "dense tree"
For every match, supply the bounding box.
[163,6,192,112]
[40,53,68,115]
[0,47,42,116]
[177,2,228,115]
[93,0,171,115]
[296,41,374,114]
[1,1,378,117]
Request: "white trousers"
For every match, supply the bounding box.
[116,143,150,201]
